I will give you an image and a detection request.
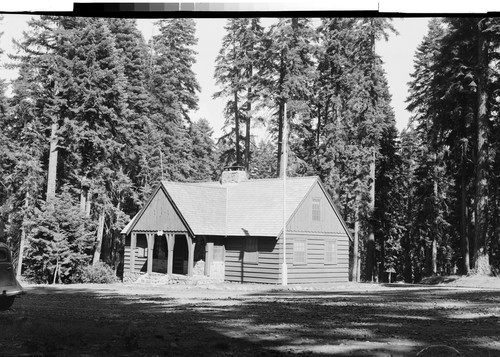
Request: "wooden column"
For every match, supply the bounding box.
[166,234,175,276]
[146,233,154,274]
[205,241,214,276]
[187,234,195,277]
[130,233,137,272]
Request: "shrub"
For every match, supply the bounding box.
[23,189,95,284]
[73,262,119,284]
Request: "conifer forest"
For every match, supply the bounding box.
[1,16,499,284]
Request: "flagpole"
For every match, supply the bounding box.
[282,102,288,286]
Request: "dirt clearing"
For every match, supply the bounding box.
[1,281,499,356]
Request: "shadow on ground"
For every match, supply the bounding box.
[0,284,499,356]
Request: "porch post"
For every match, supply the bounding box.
[146,233,154,274]
[167,234,175,275]
[187,234,195,277]
[205,241,214,276]
[129,232,136,272]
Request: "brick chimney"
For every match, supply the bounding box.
[220,166,248,185]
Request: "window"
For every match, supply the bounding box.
[312,198,321,221]
[293,239,307,265]
[245,237,258,264]
[324,240,337,265]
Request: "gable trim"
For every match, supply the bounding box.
[121,183,194,237]
[316,180,354,242]
[277,176,319,238]
[159,183,195,237]
[121,184,162,235]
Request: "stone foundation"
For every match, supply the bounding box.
[123,271,144,283]
[123,260,224,285]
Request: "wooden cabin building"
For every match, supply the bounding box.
[121,169,352,284]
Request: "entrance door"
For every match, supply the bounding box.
[152,235,167,274]
[173,234,188,274]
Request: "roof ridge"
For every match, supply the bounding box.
[161,181,226,189]
[162,176,318,187]
[247,175,319,182]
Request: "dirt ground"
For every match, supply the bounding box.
[1,278,499,356]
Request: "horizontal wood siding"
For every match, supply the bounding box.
[123,234,149,273]
[278,233,349,284]
[287,182,346,234]
[124,246,148,272]
[224,237,279,284]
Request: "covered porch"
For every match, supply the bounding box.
[125,231,198,276]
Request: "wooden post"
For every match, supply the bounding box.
[146,233,154,274]
[205,241,214,276]
[130,233,137,272]
[167,234,175,275]
[187,234,195,277]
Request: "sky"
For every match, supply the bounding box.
[2,2,500,139]
[0,15,430,139]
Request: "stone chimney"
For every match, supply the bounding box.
[220,166,248,185]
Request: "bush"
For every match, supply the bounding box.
[23,189,95,284]
[73,262,119,284]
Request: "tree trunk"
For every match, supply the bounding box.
[432,153,438,275]
[17,229,25,278]
[245,88,251,172]
[353,200,360,282]
[364,152,376,282]
[277,101,284,177]
[473,21,490,275]
[16,193,30,278]
[316,105,321,150]
[431,239,438,276]
[93,209,105,265]
[461,166,470,274]
[46,122,58,200]
[234,90,241,167]
[52,259,59,285]
[80,187,87,213]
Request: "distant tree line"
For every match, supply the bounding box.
[0,16,498,284]
[215,17,500,281]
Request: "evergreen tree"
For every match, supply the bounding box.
[259,18,317,176]
[308,18,396,281]
[214,18,264,170]
[407,17,500,276]
[149,18,200,182]
[249,139,278,179]
[188,118,218,181]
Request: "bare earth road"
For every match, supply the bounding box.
[1,281,499,356]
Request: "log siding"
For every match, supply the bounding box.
[224,237,279,284]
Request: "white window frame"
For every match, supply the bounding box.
[293,239,307,265]
[324,240,337,265]
[312,198,321,221]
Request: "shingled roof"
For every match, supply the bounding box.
[122,175,340,237]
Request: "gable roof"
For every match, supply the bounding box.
[161,182,226,236]
[224,177,316,236]
[122,176,351,239]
